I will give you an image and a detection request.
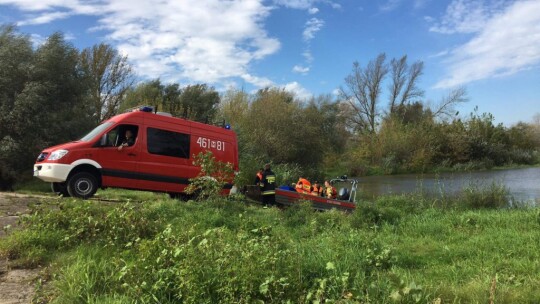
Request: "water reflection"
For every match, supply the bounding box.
[357,167,540,205]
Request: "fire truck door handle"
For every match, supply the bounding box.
[127,153,136,157]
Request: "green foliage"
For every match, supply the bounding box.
[122,80,220,122]
[346,107,540,176]
[185,151,234,200]
[351,203,402,229]
[388,276,428,303]
[51,246,123,304]
[120,79,163,111]
[178,84,220,121]
[0,26,94,188]
[220,88,347,174]
[3,191,540,303]
[0,228,63,267]
[0,200,165,265]
[80,43,134,123]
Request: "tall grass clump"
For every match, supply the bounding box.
[459,181,510,209]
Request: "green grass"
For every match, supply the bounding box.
[13,178,53,193]
[1,190,539,303]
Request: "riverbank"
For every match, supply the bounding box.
[1,189,539,303]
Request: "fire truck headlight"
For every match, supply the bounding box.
[48,149,68,161]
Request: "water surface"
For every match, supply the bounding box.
[357,167,540,204]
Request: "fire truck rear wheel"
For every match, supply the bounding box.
[67,172,98,199]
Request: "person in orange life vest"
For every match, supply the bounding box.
[311,181,323,196]
[295,177,311,194]
[254,168,264,185]
[324,180,337,199]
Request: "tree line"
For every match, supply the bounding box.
[1,25,539,189]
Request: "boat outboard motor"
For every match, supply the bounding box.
[338,187,349,200]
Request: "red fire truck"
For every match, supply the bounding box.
[33,106,239,199]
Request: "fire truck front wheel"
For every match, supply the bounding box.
[67,172,98,199]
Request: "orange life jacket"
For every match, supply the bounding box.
[311,185,322,196]
[296,178,311,193]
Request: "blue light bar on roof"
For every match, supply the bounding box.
[140,106,153,112]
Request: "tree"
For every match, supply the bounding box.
[162,83,182,116]
[388,55,424,114]
[121,81,220,123]
[80,43,134,123]
[307,94,350,154]
[218,88,249,129]
[121,79,164,112]
[0,25,34,189]
[431,87,468,119]
[340,53,388,133]
[178,84,220,122]
[3,32,93,186]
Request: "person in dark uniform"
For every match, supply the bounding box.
[260,163,276,207]
[118,129,135,150]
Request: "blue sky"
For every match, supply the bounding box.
[0,0,539,125]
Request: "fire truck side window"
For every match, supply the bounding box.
[103,125,138,147]
[147,127,190,158]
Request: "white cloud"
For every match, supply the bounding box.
[292,65,310,74]
[241,73,274,88]
[381,0,429,12]
[3,0,283,88]
[435,0,540,88]
[303,17,324,41]
[29,33,45,47]
[429,0,509,34]
[429,50,449,58]
[308,7,319,14]
[17,11,71,25]
[330,2,342,9]
[303,50,314,63]
[414,0,430,9]
[282,81,312,100]
[380,0,402,11]
[272,0,339,11]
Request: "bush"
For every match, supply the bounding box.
[185,151,234,200]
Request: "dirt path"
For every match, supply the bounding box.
[0,192,51,304]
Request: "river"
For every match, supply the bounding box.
[356,167,540,205]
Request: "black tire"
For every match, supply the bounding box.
[51,182,70,197]
[67,172,98,199]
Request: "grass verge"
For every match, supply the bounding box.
[1,188,539,303]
